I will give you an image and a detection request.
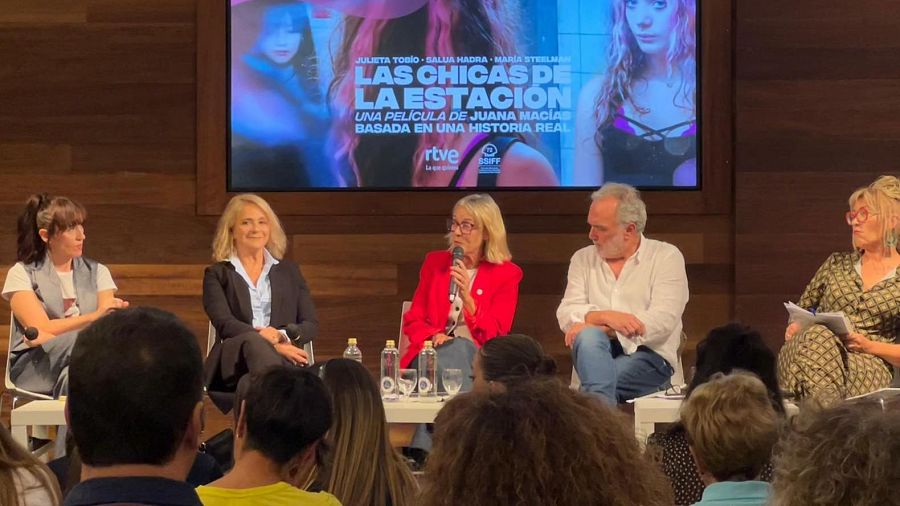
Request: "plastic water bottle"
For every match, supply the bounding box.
[417,340,437,398]
[380,340,400,400]
[343,338,362,363]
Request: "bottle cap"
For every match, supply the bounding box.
[424,340,433,348]
[386,339,395,347]
[348,338,357,345]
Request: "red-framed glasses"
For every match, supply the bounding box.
[846,207,878,225]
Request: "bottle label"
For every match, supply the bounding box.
[418,377,432,393]
[381,376,396,394]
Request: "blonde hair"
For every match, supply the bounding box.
[593,0,695,147]
[211,194,287,261]
[316,359,417,506]
[446,194,512,264]
[1,425,62,506]
[848,175,900,255]
[680,371,779,481]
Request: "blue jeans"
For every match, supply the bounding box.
[573,326,673,405]
[410,337,477,451]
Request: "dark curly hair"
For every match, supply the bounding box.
[419,377,673,506]
[770,397,900,506]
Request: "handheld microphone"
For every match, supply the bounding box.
[24,327,39,341]
[448,246,464,301]
[283,324,312,346]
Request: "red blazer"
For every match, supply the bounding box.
[401,250,523,367]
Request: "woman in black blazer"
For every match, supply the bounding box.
[203,194,318,411]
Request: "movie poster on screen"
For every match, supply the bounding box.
[228,0,697,190]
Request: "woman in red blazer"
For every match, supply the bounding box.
[401,194,522,392]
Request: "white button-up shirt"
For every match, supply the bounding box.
[229,249,279,329]
[556,235,689,368]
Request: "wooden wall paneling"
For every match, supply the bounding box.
[0,144,72,174]
[0,1,87,23]
[734,0,900,352]
[1,0,736,414]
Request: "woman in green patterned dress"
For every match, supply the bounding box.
[778,175,900,404]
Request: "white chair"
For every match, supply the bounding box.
[3,313,57,457]
[397,301,412,362]
[570,331,688,392]
[3,314,54,410]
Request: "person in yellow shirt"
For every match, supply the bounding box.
[197,367,341,506]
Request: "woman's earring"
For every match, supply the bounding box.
[886,229,898,248]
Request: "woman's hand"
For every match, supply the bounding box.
[24,328,56,348]
[256,326,284,345]
[433,333,453,346]
[784,322,802,341]
[275,342,309,365]
[450,260,472,296]
[451,260,477,314]
[843,332,873,354]
[92,297,129,320]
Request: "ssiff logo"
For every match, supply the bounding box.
[478,143,501,175]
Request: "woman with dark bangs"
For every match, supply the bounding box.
[2,194,127,397]
[329,0,558,188]
[574,0,697,187]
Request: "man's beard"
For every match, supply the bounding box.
[596,231,627,259]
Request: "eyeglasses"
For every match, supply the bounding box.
[664,384,685,397]
[846,207,879,225]
[447,219,477,235]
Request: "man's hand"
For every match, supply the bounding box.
[275,342,309,365]
[596,311,646,337]
[564,323,587,348]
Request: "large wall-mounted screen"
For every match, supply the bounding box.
[228,0,698,190]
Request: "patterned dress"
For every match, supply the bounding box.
[778,252,898,404]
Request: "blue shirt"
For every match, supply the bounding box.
[693,481,772,506]
[64,476,202,506]
[229,250,279,329]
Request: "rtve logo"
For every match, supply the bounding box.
[425,146,460,164]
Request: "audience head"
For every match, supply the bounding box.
[420,378,672,506]
[17,193,87,265]
[473,334,557,393]
[681,372,780,484]
[316,359,416,506]
[448,193,511,263]
[236,367,332,473]
[687,322,784,415]
[68,307,204,475]
[770,398,900,506]
[212,193,287,261]
[1,423,62,506]
[847,175,900,254]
